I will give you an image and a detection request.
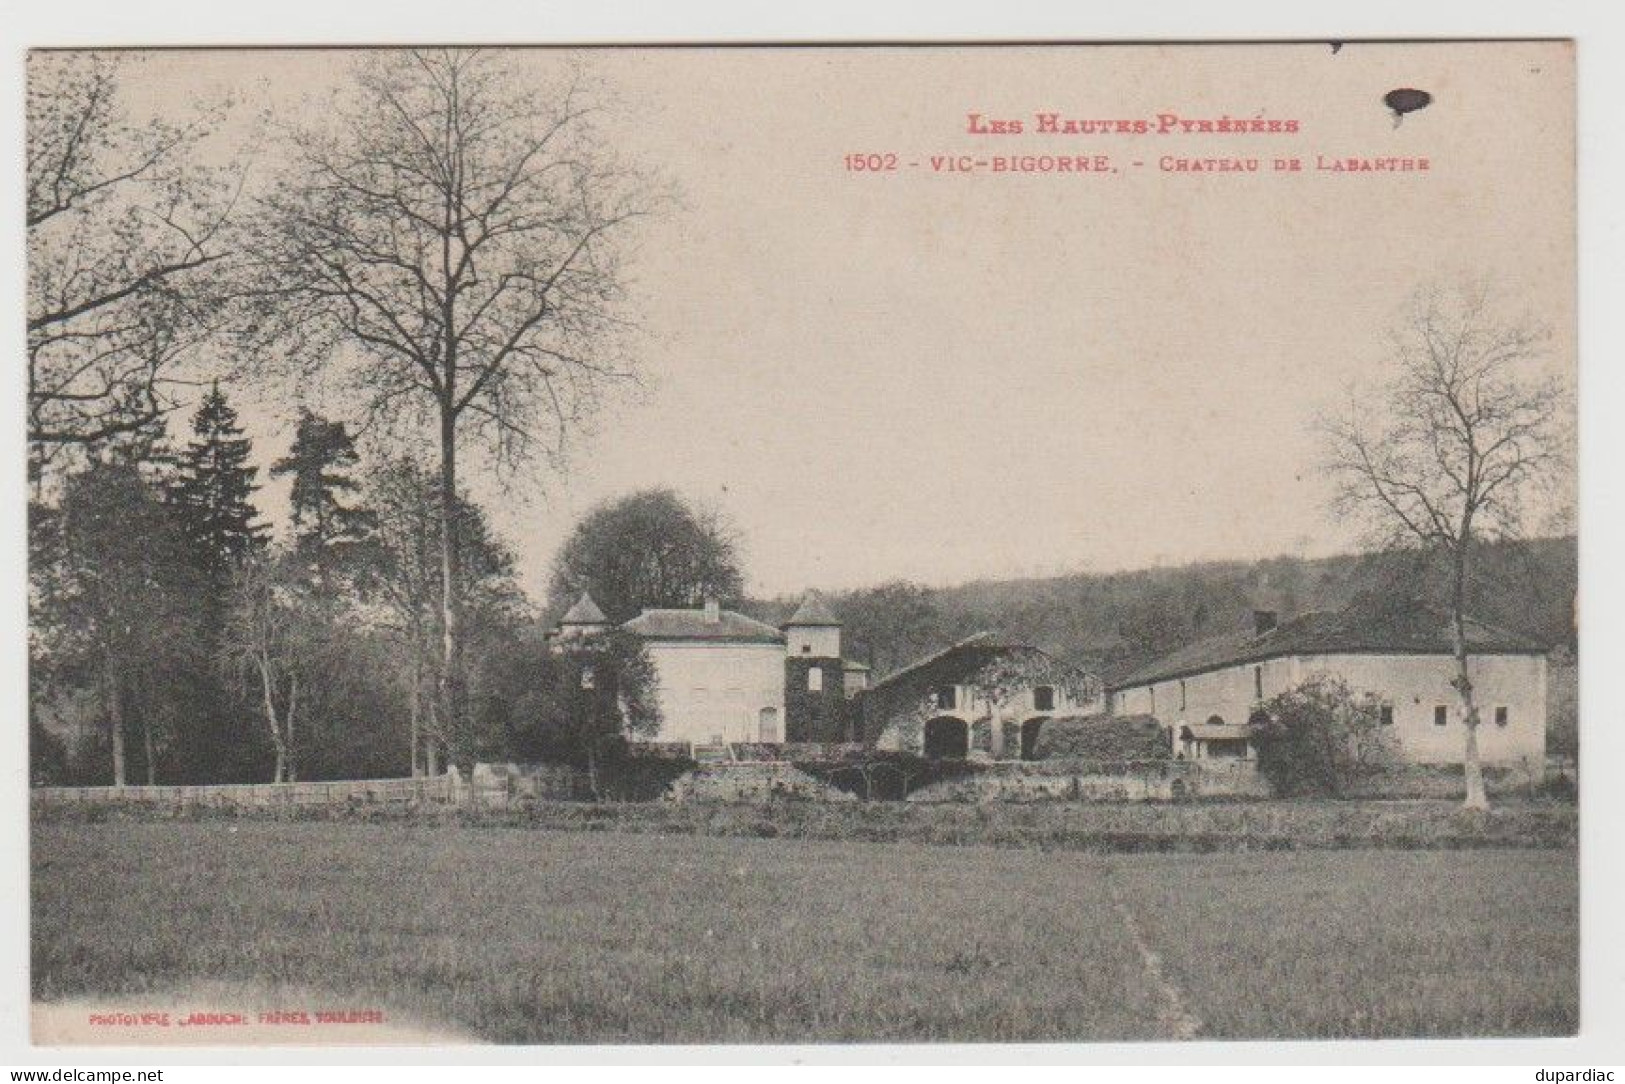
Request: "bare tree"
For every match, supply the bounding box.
[26,53,240,476]
[363,459,449,777]
[1323,284,1569,809]
[361,457,524,776]
[247,49,659,765]
[221,550,317,783]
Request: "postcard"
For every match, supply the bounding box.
[26,41,1577,1046]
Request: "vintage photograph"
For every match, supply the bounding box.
[25,42,1577,1045]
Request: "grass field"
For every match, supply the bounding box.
[31,821,1577,1043]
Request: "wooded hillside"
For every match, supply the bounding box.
[748,537,1578,682]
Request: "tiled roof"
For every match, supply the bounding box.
[1110,604,1547,690]
[621,607,785,644]
[867,632,1059,693]
[785,589,840,626]
[559,592,608,625]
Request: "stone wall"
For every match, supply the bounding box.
[470,762,588,803]
[905,760,1271,803]
[29,775,459,809]
[1340,759,1548,799]
[664,763,859,803]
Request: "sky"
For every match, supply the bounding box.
[106,43,1575,600]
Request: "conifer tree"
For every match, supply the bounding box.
[169,381,268,589]
[270,408,375,578]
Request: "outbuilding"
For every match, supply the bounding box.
[1107,603,1549,766]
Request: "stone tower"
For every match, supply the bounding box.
[782,590,847,743]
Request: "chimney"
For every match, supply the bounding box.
[1254,610,1278,637]
[703,597,720,623]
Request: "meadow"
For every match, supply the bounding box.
[31,820,1577,1043]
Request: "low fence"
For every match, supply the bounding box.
[31,775,458,809]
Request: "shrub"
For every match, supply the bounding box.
[1250,674,1398,797]
[1537,772,1576,801]
[593,743,697,801]
[1031,714,1169,761]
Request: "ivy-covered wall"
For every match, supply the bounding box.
[784,656,849,743]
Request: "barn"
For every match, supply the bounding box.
[859,633,1105,759]
[1107,603,1550,766]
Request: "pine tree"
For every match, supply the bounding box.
[156,383,270,783]
[270,408,375,578]
[169,382,268,588]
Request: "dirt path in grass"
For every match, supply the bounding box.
[32,983,479,1046]
[1107,875,1203,1041]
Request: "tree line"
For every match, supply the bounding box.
[806,534,1577,682]
[29,396,518,784]
[29,386,745,785]
[27,49,667,786]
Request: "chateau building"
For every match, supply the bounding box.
[550,590,860,746]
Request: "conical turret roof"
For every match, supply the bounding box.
[785,589,840,627]
[560,591,609,625]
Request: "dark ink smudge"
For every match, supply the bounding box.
[1384,88,1432,126]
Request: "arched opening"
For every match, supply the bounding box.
[1020,717,1050,760]
[923,716,969,759]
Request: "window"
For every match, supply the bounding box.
[1380,704,1394,726]
[1434,705,1449,727]
[808,666,823,692]
[1179,679,1187,712]
[580,666,595,690]
[935,685,956,710]
[802,644,811,654]
[1495,706,1509,727]
[1034,686,1055,712]
[1254,666,1264,700]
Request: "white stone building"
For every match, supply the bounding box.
[1107,605,1549,766]
[621,601,788,745]
[550,590,859,746]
